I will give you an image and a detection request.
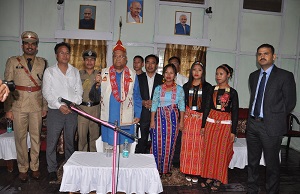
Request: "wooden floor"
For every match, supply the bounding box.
[0,146,300,194]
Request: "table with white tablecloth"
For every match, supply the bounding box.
[59,152,163,194]
[0,132,31,160]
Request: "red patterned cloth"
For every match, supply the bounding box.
[180,107,203,175]
[201,109,234,184]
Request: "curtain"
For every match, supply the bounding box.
[164,44,207,77]
[65,39,107,71]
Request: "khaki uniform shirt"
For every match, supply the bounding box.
[4,55,48,112]
[79,70,98,102]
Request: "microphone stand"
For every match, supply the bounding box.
[68,104,138,194]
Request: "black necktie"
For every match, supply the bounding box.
[254,72,267,117]
[27,58,32,72]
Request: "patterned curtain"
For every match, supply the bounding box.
[164,44,207,77]
[65,39,107,71]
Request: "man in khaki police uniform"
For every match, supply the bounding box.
[78,50,100,152]
[4,31,47,182]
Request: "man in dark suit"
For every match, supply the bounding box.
[136,54,163,153]
[175,14,190,35]
[247,44,296,194]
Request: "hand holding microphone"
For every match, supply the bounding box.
[58,97,75,114]
[95,72,102,88]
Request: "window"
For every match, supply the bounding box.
[243,0,282,13]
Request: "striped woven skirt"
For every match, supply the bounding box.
[201,109,234,184]
[180,107,204,175]
[150,104,179,174]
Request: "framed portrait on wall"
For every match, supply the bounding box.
[79,5,96,30]
[127,0,144,23]
[174,11,191,36]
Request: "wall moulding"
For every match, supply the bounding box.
[154,35,210,47]
[55,30,113,40]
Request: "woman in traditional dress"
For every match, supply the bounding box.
[180,61,212,183]
[150,63,185,177]
[200,64,239,191]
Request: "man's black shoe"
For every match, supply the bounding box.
[48,172,58,183]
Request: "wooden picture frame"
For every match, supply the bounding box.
[127,0,144,23]
[79,5,96,30]
[174,11,191,36]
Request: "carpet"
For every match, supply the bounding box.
[51,160,65,184]
[160,167,193,186]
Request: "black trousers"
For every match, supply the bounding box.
[246,118,282,194]
[136,122,150,154]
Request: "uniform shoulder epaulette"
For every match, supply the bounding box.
[35,57,48,72]
[9,56,20,60]
[39,57,48,67]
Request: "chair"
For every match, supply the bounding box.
[285,113,300,156]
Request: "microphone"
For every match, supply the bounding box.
[2,80,15,91]
[58,97,74,107]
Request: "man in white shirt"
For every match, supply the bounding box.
[42,42,83,183]
[127,1,143,23]
[168,56,188,86]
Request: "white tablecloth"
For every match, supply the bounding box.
[60,152,163,194]
[229,138,266,169]
[0,132,31,160]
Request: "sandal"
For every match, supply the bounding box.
[185,175,192,182]
[211,180,221,191]
[165,172,172,177]
[200,179,213,188]
[192,177,198,183]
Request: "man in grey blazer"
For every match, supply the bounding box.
[247,44,296,194]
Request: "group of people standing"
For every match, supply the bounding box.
[132,51,238,191]
[148,60,238,191]
[132,44,296,194]
[2,30,297,194]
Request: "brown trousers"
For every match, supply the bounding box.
[13,111,42,173]
[77,105,100,152]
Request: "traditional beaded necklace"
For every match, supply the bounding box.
[161,82,177,104]
[188,83,202,110]
[213,85,230,111]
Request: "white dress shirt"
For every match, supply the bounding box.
[42,63,83,109]
[146,72,156,98]
[176,73,188,86]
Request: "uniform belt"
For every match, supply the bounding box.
[250,116,264,122]
[81,101,100,107]
[15,85,41,92]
